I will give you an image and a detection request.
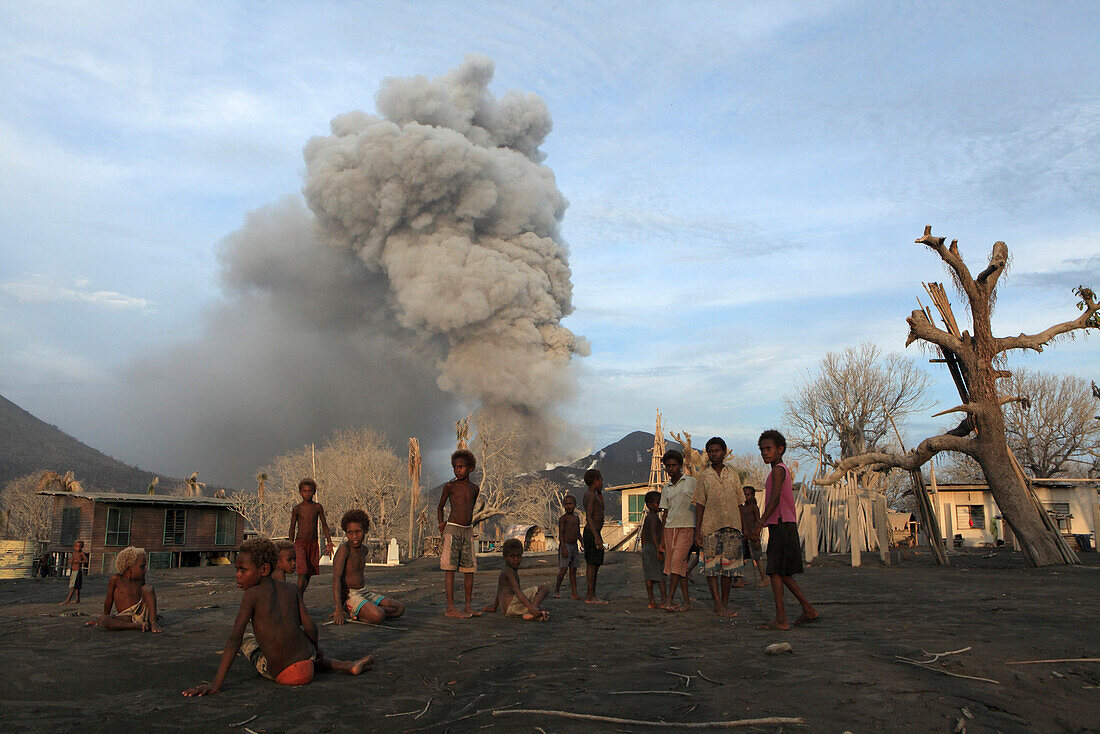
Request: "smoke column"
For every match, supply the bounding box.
[98,55,586,486]
[303,54,588,457]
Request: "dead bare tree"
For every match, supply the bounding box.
[784,343,933,482]
[818,227,1099,567]
[1001,369,1100,477]
[469,411,526,526]
[1,473,53,541]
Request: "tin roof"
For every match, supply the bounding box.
[37,490,237,508]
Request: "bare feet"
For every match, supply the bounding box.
[349,655,375,675]
[647,601,659,609]
[445,608,473,618]
[584,598,608,604]
[665,604,683,613]
[793,612,821,625]
[757,619,790,631]
[732,578,747,588]
[757,578,770,587]
[463,607,482,617]
[553,592,561,598]
[570,594,583,600]
[713,608,738,618]
[682,601,692,611]
[150,620,164,633]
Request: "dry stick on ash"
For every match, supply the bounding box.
[492,710,806,728]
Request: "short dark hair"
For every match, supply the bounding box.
[298,478,317,491]
[239,537,278,574]
[644,490,661,507]
[662,449,684,465]
[583,468,602,487]
[451,449,476,469]
[274,539,294,554]
[502,538,523,555]
[743,485,757,493]
[341,508,371,532]
[562,494,576,505]
[758,429,786,449]
[705,436,727,451]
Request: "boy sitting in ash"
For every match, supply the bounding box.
[87,546,162,632]
[483,539,549,621]
[332,509,406,625]
[182,537,373,696]
[273,540,296,582]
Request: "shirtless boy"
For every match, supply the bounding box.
[273,540,295,582]
[60,540,87,604]
[182,537,373,696]
[437,449,481,618]
[483,539,549,621]
[554,495,582,599]
[88,546,162,632]
[332,508,406,625]
[288,478,335,595]
[582,469,608,603]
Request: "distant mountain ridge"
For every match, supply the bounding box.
[0,393,170,492]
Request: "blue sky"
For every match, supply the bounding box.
[1,1,1097,485]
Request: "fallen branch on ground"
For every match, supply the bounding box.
[608,690,692,697]
[665,671,696,687]
[491,710,805,728]
[322,619,408,631]
[229,715,257,727]
[896,647,972,665]
[896,659,1000,685]
[1005,658,1100,665]
[451,639,507,661]
[697,670,724,686]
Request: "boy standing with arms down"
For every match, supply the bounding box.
[60,540,87,605]
[693,436,745,617]
[756,430,819,631]
[182,538,373,696]
[582,469,608,604]
[438,450,481,618]
[483,539,549,621]
[641,491,667,609]
[288,478,335,596]
[554,495,582,599]
[332,508,406,625]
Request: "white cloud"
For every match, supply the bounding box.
[1,274,151,311]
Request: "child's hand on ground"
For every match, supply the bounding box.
[182,684,220,697]
[333,608,346,625]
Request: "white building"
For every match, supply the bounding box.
[930,478,1099,551]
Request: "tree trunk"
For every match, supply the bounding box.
[974,435,1064,566]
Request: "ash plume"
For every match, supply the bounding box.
[96,56,585,486]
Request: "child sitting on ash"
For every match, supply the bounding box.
[182,537,373,696]
[484,539,549,621]
[88,546,162,632]
[273,540,296,582]
[640,490,667,609]
[332,509,406,625]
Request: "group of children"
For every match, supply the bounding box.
[63,429,817,692]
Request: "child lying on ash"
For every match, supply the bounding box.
[273,539,296,582]
[332,509,406,625]
[86,546,162,632]
[483,539,549,621]
[182,538,373,696]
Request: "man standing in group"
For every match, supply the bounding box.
[693,436,745,617]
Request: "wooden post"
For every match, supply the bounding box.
[407,438,421,562]
[874,494,891,565]
[848,494,861,567]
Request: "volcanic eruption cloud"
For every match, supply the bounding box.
[107,55,587,486]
